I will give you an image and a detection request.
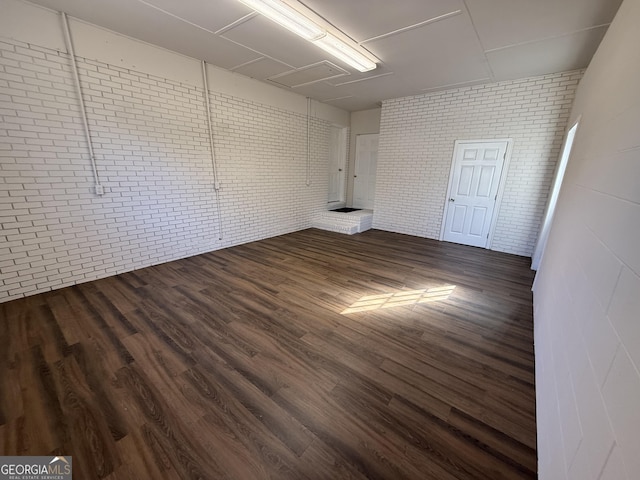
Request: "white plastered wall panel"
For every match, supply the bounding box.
[533,0,640,478]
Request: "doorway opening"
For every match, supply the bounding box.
[353,133,379,210]
[328,126,348,205]
[440,139,512,248]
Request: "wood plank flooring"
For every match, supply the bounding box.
[0,228,538,479]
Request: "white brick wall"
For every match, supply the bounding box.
[374,71,582,256]
[209,95,332,246]
[533,0,640,478]
[0,37,333,302]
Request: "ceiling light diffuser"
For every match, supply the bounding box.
[237,0,325,40]
[235,0,378,72]
[315,33,377,72]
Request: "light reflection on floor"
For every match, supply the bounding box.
[341,285,456,314]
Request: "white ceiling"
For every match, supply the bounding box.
[26,0,622,111]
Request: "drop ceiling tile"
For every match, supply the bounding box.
[326,96,379,112]
[335,74,420,100]
[29,0,261,68]
[301,0,464,42]
[140,24,261,70]
[326,73,442,110]
[325,65,394,86]
[22,0,619,112]
[269,62,348,87]
[311,74,420,110]
[221,15,331,68]
[289,80,344,100]
[232,57,292,80]
[487,26,608,80]
[366,12,491,89]
[466,0,622,51]
[135,0,252,33]
[420,77,492,93]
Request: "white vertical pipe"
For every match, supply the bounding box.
[201,61,223,240]
[201,61,220,190]
[307,97,311,186]
[61,13,103,195]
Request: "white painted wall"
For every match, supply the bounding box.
[0,0,346,302]
[347,108,380,206]
[533,0,640,477]
[0,0,350,126]
[374,72,582,257]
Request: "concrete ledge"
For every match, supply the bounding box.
[312,209,373,235]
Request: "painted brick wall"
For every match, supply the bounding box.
[374,71,582,257]
[0,37,332,303]
[208,94,330,247]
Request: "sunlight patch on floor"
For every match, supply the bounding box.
[341,285,456,314]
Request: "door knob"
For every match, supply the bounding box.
[354,175,357,178]
[449,198,455,202]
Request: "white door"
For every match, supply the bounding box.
[328,126,346,203]
[353,133,378,209]
[442,140,509,248]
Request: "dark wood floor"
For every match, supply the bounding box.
[0,229,537,479]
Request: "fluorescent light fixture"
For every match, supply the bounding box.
[315,33,377,72]
[237,0,325,40]
[235,0,378,72]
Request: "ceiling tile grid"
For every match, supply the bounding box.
[25,0,623,111]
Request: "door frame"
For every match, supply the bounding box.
[439,138,514,249]
[328,125,348,205]
[352,133,379,209]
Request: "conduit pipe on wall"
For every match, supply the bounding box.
[306,97,311,187]
[61,13,104,196]
[201,61,223,241]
